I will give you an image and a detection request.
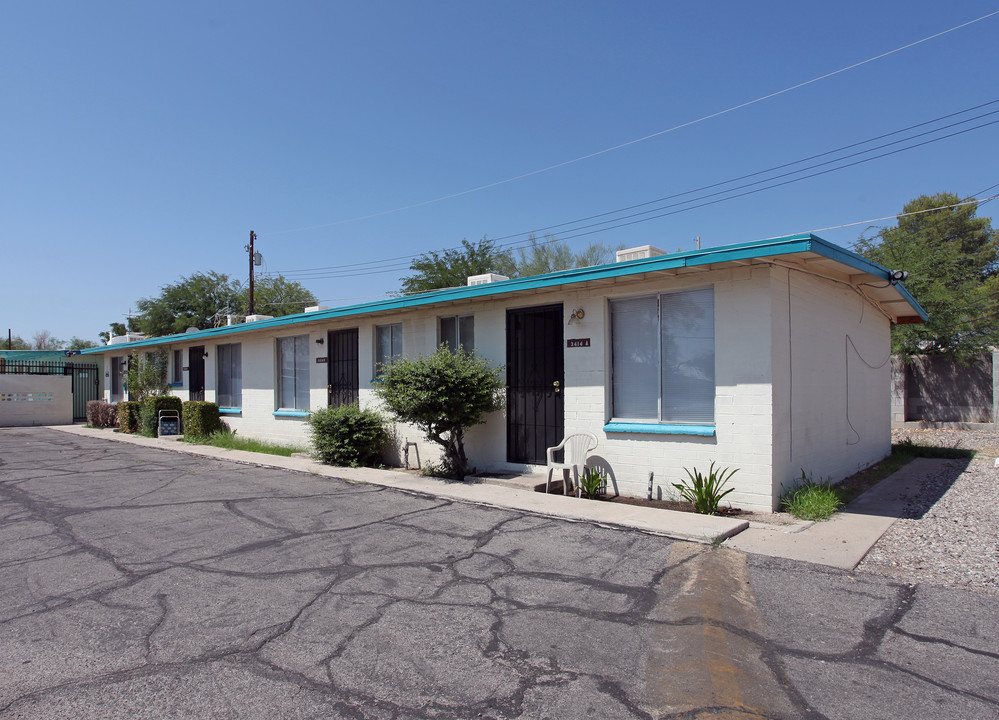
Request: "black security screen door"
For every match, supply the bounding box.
[327,328,359,407]
[506,304,564,464]
[188,346,205,402]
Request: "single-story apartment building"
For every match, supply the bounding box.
[81,233,926,512]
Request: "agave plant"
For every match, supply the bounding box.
[672,462,738,515]
[577,466,607,499]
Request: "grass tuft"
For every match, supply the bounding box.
[781,471,844,521]
[182,430,304,457]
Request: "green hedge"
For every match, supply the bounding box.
[182,401,223,437]
[116,401,141,433]
[140,396,183,437]
[308,404,387,467]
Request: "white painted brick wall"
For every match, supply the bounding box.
[96,262,894,512]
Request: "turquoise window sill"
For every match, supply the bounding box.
[603,422,715,437]
[169,382,183,388]
[219,408,242,415]
[273,410,309,418]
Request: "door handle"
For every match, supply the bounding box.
[553,380,560,393]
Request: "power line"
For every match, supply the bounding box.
[260,10,999,237]
[265,106,999,280]
[485,101,999,245]
[491,117,999,247]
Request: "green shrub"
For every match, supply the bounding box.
[578,466,607,499]
[139,396,183,437]
[421,458,459,479]
[781,470,844,520]
[86,400,117,428]
[373,346,503,480]
[673,462,738,515]
[116,401,141,433]
[308,403,388,467]
[182,401,223,438]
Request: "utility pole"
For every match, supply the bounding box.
[246,231,257,316]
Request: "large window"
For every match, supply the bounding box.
[610,287,715,424]
[374,323,402,376]
[277,335,310,410]
[440,315,474,352]
[216,343,242,408]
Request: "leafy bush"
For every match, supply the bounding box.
[781,470,844,520]
[673,462,738,515]
[182,401,223,438]
[124,349,170,402]
[86,400,117,428]
[578,466,607,499]
[308,403,387,467]
[116,401,141,433]
[421,458,458,479]
[139,396,183,437]
[373,346,504,480]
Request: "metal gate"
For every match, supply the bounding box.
[328,328,359,407]
[506,304,564,464]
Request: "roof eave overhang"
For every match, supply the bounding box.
[80,233,927,354]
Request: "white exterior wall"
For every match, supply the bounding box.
[88,262,894,512]
[770,268,892,504]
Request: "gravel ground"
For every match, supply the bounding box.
[856,428,999,595]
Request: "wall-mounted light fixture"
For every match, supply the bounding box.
[202,351,209,358]
[316,337,324,345]
[889,270,909,286]
[568,308,585,324]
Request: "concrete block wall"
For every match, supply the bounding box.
[90,260,896,513]
[773,268,891,499]
[0,375,73,427]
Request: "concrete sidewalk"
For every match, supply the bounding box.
[50,425,932,569]
[725,457,949,569]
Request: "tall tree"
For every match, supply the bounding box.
[134,272,317,337]
[4,334,31,350]
[245,275,318,317]
[855,192,998,361]
[400,237,515,294]
[31,330,64,350]
[514,234,619,276]
[67,337,99,350]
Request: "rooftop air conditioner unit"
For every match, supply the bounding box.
[467,273,510,286]
[304,306,329,313]
[244,314,274,323]
[616,245,667,263]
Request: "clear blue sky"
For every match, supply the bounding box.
[3,1,998,344]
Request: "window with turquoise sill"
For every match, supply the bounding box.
[216,343,242,409]
[609,287,715,426]
[276,335,310,411]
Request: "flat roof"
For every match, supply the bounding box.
[81,233,927,354]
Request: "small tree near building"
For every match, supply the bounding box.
[373,346,504,480]
[125,350,171,402]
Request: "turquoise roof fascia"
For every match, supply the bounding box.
[80,232,926,353]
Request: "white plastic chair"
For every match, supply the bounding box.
[545,432,598,496]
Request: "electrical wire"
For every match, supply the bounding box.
[260,10,999,237]
[266,104,999,279]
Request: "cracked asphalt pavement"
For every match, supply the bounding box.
[1,428,996,719]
